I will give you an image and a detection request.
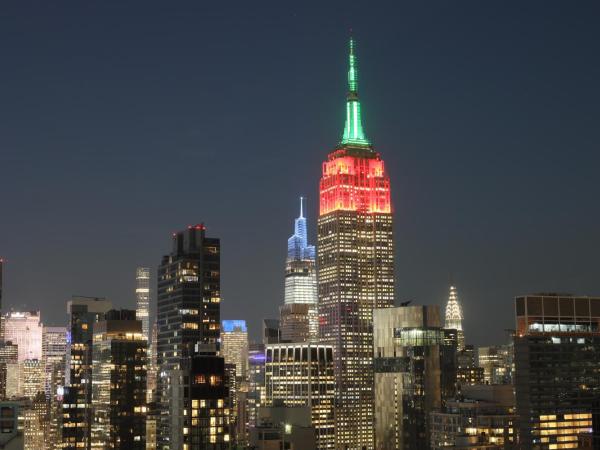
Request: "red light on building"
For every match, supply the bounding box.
[319,148,391,215]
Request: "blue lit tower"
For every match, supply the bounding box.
[287,197,315,261]
[281,198,318,341]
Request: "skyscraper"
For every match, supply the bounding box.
[3,311,43,361]
[62,296,112,450]
[42,326,67,399]
[247,343,266,439]
[514,294,600,449]
[221,320,249,381]
[91,309,147,450]
[0,341,17,399]
[477,345,513,385]
[181,353,231,449]
[373,305,456,450]
[444,285,465,350]
[156,224,221,449]
[283,198,318,341]
[279,303,313,343]
[0,259,3,318]
[317,38,395,448]
[135,267,151,340]
[20,359,44,398]
[146,321,158,403]
[265,343,335,449]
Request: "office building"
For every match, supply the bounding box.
[62,296,112,450]
[0,341,17,399]
[135,267,151,340]
[373,305,456,450]
[23,392,48,450]
[515,294,600,449]
[457,366,485,387]
[279,303,313,343]
[247,343,266,439]
[478,345,513,385]
[282,198,318,341]
[20,359,44,398]
[91,309,147,450]
[317,38,395,448]
[179,353,231,449]
[221,320,249,381]
[156,224,221,448]
[146,411,158,450]
[147,321,158,403]
[445,285,465,351]
[457,345,484,387]
[265,343,335,449]
[3,311,43,361]
[42,326,67,399]
[42,327,67,450]
[431,385,516,449]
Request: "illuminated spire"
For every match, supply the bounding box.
[341,37,371,146]
[445,285,465,350]
[288,198,315,261]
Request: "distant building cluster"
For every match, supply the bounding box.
[0,38,599,450]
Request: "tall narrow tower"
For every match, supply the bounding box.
[318,38,394,449]
[135,267,150,340]
[444,285,465,350]
[156,224,221,449]
[281,197,318,342]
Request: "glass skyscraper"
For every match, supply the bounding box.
[91,309,147,450]
[156,224,221,449]
[317,38,395,448]
[221,320,249,381]
[282,198,318,341]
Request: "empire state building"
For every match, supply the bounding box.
[318,38,395,449]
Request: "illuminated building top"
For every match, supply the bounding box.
[341,38,370,147]
[222,320,247,333]
[287,197,315,261]
[445,285,464,332]
[319,38,391,216]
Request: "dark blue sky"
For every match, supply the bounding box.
[2,1,599,345]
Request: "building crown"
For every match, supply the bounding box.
[340,37,371,147]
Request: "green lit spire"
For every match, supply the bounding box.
[341,37,371,146]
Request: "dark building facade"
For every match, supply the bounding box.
[156,225,221,448]
[182,353,231,449]
[515,294,600,449]
[62,296,112,450]
[91,309,147,450]
[373,305,457,450]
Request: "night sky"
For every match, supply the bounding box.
[2,1,599,345]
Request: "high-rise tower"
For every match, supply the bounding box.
[444,285,465,350]
[62,296,112,450]
[0,259,3,315]
[91,309,147,450]
[135,267,151,340]
[281,198,318,341]
[156,224,221,449]
[317,38,394,448]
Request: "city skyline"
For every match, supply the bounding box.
[2,2,600,347]
[1,4,600,449]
